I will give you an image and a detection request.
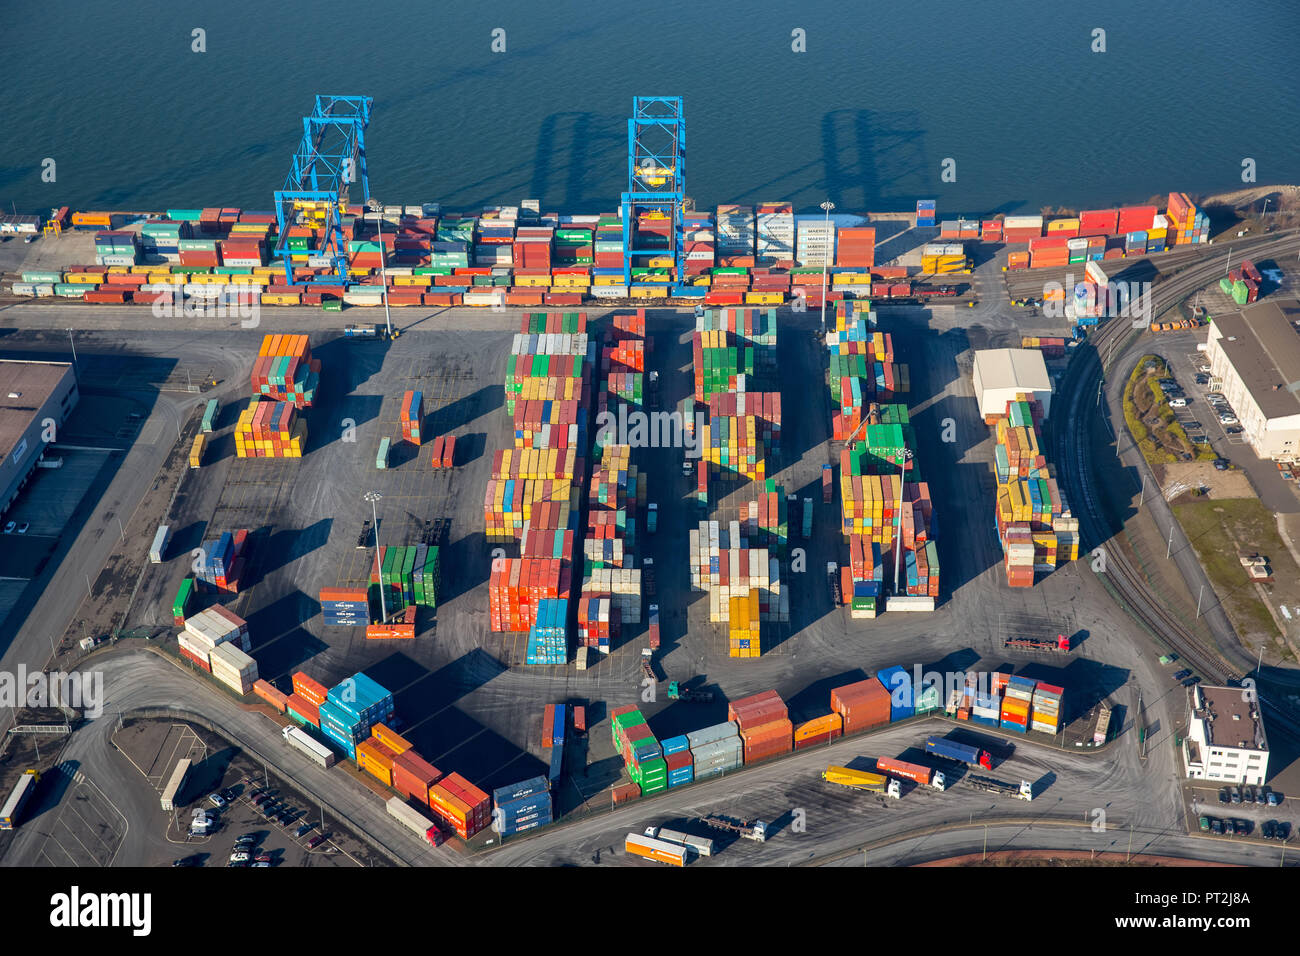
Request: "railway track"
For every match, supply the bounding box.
[1053,232,1300,689]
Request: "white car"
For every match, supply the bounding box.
[229,851,250,864]
[208,793,228,809]
[1219,414,1239,425]
[1197,364,1211,373]
[1169,398,1187,408]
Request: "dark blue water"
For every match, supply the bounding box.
[2,0,1298,216]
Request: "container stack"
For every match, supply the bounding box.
[576,594,618,654]
[728,690,792,764]
[584,444,642,567]
[921,243,968,274]
[792,713,844,750]
[196,530,249,595]
[1030,682,1064,734]
[319,588,370,627]
[836,227,876,268]
[741,479,789,557]
[234,398,307,458]
[317,673,395,762]
[702,391,781,481]
[1002,216,1044,242]
[716,205,756,261]
[688,721,743,779]
[916,200,936,229]
[525,598,569,665]
[93,231,139,267]
[392,751,442,804]
[172,577,196,625]
[1000,675,1035,733]
[488,558,573,633]
[1166,192,1208,246]
[370,544,441,614]
[178,606,250,672]
[682,213,716,278]
[209,642,259,696]
[428,772,491,840]
[827,303,909,439]
[875,665,915,721]
[286,672,328,729]
[830,678,892,734]
[400,390,423,445]
[253,680,288,713]
[690,519,787,656]
[795,215,836,267]
[756,203,795,265]
[611,706,668,795]
[251,334,319,407]
[992,396,1078,587]
[492,776,553,836]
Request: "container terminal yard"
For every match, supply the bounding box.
[3,91,1300,891]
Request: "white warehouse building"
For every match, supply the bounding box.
[1205,300,1300,462]
[971,348,1052,421]
[1181,684,1269,786]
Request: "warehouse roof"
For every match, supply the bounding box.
[972,348,1051,393]
[1192,685,1267,753]
[0,360,73,457]
[1212,300,1300,421]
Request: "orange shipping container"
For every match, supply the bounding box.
[357,738,397,786]
[793,713,844,741]
[253,679,288,713]
[371,722,413,754]
[292,672,328,706]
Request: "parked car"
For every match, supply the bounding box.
[229,851,250,864]
[1235,819,1252,836]
[1231,787,1242,804]
[1266,790,1282,807]
[295,822,315,837]
[1197,364,1211,373]
[1194,374,1210,385]
[255,854,272,864]
[1213,459,1230,471]
[15,523,27,534]
[1211,817,1224,834]
[1218,788,1231,804]
[1225,425,1243,435]
[1173,668,1192,681]
[1198,815,1212,832]
[306,835,327,850]
[1276,822,1291,841]
[3,522,14,534]
[1169,398,1188,408]
[1263,820,1277,839]
[1219,414,1239,425]
[1191,435,1211,445]
[208,793,228,809]
[1243,786,1255,804]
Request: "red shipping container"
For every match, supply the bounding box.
[392,750,442,804]
[291,671,328,706]
[285,693,321,726]
[442,435,456,468]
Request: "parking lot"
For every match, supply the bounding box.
[28,762,130,868]
[1184,780,1296,846]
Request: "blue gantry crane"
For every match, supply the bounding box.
[273,95,373,286]
[620,96,686,291]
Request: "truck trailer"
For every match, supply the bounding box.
[966,774,1034,801]
[625,833,687,866]
[822,766,902,799]
[645,826,715,857]
[282,725,337,769]
[925,736,994,769]
[876,756,947,791]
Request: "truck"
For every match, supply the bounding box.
[925,736,994,769]
[647,370,660,408]
[189,433,206,469]
[644,826,715,858]
[966,774,1034,801]
[1093,703,1112,745]
[667,681,713,703]
[822,464,833,503]
[149,524,172,564]
[643,558,656,599]
[700,813,767,843]
[828,562,841,605]
[648,604,660,650]
[1004,634,1071,653]
[646,503,658,534]
[386,796,443,846]
[625,832,687,866]
[640,648,656,683]
[201,398,219,433]
[160,757,191,811]
[876,756,947,791]
[282,725,337,769]
[822,766,902,799]
[0,770,40,830]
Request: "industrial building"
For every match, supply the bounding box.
[0,360,79,516]
[1181,684,1269,786]
[1205,300,1300,462]
[971,348,1052,421]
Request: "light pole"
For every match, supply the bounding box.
[364,492,387,623]
[66,328,77,367]
[819,201,835,336]
[1196,584,1205,619]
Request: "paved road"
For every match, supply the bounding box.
[0,651,450,868]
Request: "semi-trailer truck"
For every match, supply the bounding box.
[822,766,902,799]
[644,826,715,857]
[967,774,1034,801]
[925,735,994,769]
[626,833,687,866]
[875,756,947,791]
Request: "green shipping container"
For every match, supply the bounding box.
[173,576,195,618]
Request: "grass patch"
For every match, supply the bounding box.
[1122,355,1217,466]
[1172,498,1291,641]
